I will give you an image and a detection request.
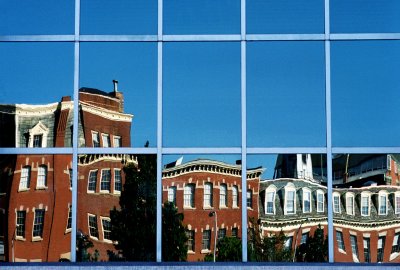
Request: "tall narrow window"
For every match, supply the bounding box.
[346,193,354,215]
[219,184,227,207]
[33,134,43,148]
[303,189,311,213]
[88,170,97,192]
[66,205,72,231]
[218,228,226,242]
[69,168,73,188]
[392,232,400,254]
[19,166,31,190]
[317,190,324,213]
[92,131,100,147]
[285,236,293,250]
[202,230,211,250]
[186,230,195,252]
[101,218,112,241]
[361,193,370,216]
[102,133,111,147]
[88,214,99,239]
[350,235,359,262]
[232,227,238,237]
[378,191,388,215]
[33,209,45,238]
[113,136,121,147]
[247,189,253,208]
[377,236,386,262]
[37,165,47,188]
[100,169,111,192]
[336,230,345,251]
[265,188,275,214]
[168,186,177,205]
[396,193,400,214]
[203,183,213,207]
[232,185,238,208]
[285,186,296,214]
[114,169,122,193]
[184,184,195,208]
[333,193,341,213]
[363,238,370,263]
[301,232,309,244]
[16,211,26,238]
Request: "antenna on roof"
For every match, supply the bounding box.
[112,79,119,93]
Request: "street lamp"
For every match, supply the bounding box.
[209,211,218,262]
[11,224,20,263]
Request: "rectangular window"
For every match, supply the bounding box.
[361,195,370,216]
[113,136,121,147]
[16,211,26,238]
[33,209,45,238]
[232,185,238,208]
[37,165,47,188]
[202,230,211,250]
[303,190,311,213]
[266,191,275,214]
[66,205,72,230]
[100,169,111,192]
[69,168,73,188]
[102,133,111,147]
[218,228,226,242]
[364,238,370,263]
[114,169,122,193]
[88,214,99,239]
[350,235,359,261]
[33,134,43,148]
[377,236,386,262]
[19,166,31,190]
[286,190,295,214]
[247,189,253,208]
[392,232,400,254]
[285,236,293,250]
[184,184,195,208]
[92,132,100,147]
[336,231,345,251]
[333,194,340,213]
[396,195,400,214]
[301,232,309,245]
[186,230,195,252]
[219,184,227,207]
[232,227,238,238]
[88,170,97,192]
[203,183,213,207]
[317,191,324,212]
[168,186,176,204]
[102,218,111,241]
[346,195,354,215]
[379,194,387,215]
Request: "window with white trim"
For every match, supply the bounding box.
[19,166,31,190]
[100,169,111,192]
[265,186,276,214]
[186,230,195,252]
[202,230,211,250]
[232,185,238,208]
[336,230,345,251]
[66,205,72,231]
[16,210,26,238]
[88,214,99,239]
[168,186,176,205]
[36,165,47,188]
[28,122,49,148]
[317,190,324,213]
[364,238,370,263]
[33,134,43,148]
[361,192,370,216]
[113,136,121,147]
[303,188,311,213]
[91,131,100,147]
[33,209,45,238]
[301,232,309,244]
[391,232,400,254]
[102,133,111,147]
[114,169,122,193]
[378,191,388,215]
[247,189,253,208]
[184,184,195,208]
[88,170,97,192]
[284,183,296,215]
[346,193,355,216]
[219,184,227,207]
[333,192,341,213]
[203,182,213,208]
[69,168,73,188]
[395,192,400,214]
[377,236,386,262]
[101,217,112,241]
[350,235,359,262]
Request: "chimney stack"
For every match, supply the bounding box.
[113,79,119,92]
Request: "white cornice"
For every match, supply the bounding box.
[80,102,133,122]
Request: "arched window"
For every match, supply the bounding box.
[302,188,311,213]
[345,192,355,215]
[265,185,276,215]
[316,189,324,213]
[284,183,296,215]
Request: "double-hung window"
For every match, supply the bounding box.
[186,230,195,252]
[88,214,99,239]
[66,205,72,231]
[333,192,341,213]
[346,193,354,215]
[285,184,296,214]
[377,236,386,262]
[33,134,43,148]
[265,189,275,214]
[100,169,111,192]
[378,191,388,215]
[317,190,324,212]
[350,235,359,262]
[184,184,195,208]
[247,189,253,208]
[16,211,26,238]
[336,230,345,251]
[114,169,122,193]
[202,230,211,250]
[113,136,121,147]
[303,188,311,213]
[33,209,45,238]
[203,182,213,208]
[19,166,31,190]
[102,133,111,147]
[219,184,227,207]
[37,165,47,188]
[101,217,112,241]
[92,131,100,147]
[232,185,238,208]
[88,170,97,192]
[361,192,370,216]
[168,186,176,205]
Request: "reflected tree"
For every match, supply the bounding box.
[296,224,328,262]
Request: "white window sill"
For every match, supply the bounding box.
[65,228,72,234]
[187,251,195,255]
[103,239,113,244]
[89,236,99,241]
[219,206,228,209]
[232,206,239,209]
[100,190,111,194]
[201,249,211,254]
[338,248,346,254]
[183,206,196,210]
[16,236,26,241]
[32,237,43,242]
[35,186,48,190]
[203,206,214,210]
[265,212,275,215]
[18,188,30,192]
[390,252,400,261]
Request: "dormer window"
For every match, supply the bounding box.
[265,185,276,215]
[302,188,311,213]
[333,192,341,213]
[378,191,388,215]
[28,121,49,148]
[361,192,371,216]
[284,183,296,215]
[346,192,355,215]
[316,189,324,213]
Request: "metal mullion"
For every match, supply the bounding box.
[331,33,400,41]
[246,34,325,41]
[163,34,241,42]
[162,148,241,155]
[332,147,400,154]
[77,147,158,155]
[0,35,75,42]
[0,148,73,155]
[247,147,327,154]
[79,35,157,42]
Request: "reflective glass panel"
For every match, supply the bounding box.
[79,42,157,147]
[163,42,241,147]
[331,41,400,147]
[164,0,240,35]
[332,154,400,263]
[162,154,242,262]
[0,0,74,35]
[77,154,156,261]
[0,154,72,262]
[0,42,74,148]
[247,41,326,147]
[331,0,400,33]
[247,0,324,34]
[80,0,157,35]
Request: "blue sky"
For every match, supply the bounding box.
[1,1,400,149]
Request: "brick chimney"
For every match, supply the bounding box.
[112,79,124,113]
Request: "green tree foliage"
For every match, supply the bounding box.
[109,154,157,261]
[296,224,328,262]
[162,202,188,261]
[76,232,99,262]
[216,236,242,261]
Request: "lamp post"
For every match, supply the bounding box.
[11,224,20,263]
[209,211,218,262]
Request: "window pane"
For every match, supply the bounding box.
[80,0,157,35]
[163,42,241,147]
[79,42,157,147]
[162,154,242,262]
[164,0,240,34]
[247,42,326,147]
[0,154,72,262]
[77,154,156,262]
[247,0,324,34]
[332,41,400,147]
[332,154,400,263]
[248,154,329,262]
[0,0,74,35]
[0,43,74,148]
[331,0,400,33]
